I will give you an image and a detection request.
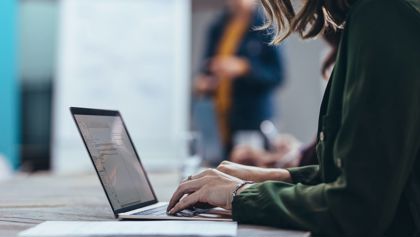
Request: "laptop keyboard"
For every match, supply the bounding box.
[133,205,208,217]
[134,205,168,216]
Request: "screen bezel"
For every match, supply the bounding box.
[70,107,159,217]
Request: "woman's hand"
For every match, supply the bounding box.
[167,168,244,214]
[217,161,292,183]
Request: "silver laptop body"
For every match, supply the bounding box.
[70,107,231,221]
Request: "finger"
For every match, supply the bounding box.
[167,177,206,211]
[220,160,233,166]
[189,168,217,180]
[169,190,203,214]
[168,180,200,211]
[216,162,232,174]
[178,169,216,187]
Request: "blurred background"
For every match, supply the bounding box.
[0,0,328,178]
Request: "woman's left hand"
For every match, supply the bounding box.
[167,169,244,214]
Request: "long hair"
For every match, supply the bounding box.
[260,0,354,44]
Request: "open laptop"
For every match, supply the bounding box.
[70,107,231,221]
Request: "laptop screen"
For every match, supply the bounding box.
[73,112,156,212]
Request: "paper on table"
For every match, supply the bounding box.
[19,221,238,237]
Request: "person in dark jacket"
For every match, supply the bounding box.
[169,0,420,236]
[194,0,284,157]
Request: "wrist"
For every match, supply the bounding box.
[267,168,292,183]
[236,183,253,195]
[229,181,254,209]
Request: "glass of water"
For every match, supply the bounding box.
[179,132,203,181]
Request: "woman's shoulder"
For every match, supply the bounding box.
[341,0,420,84]
[348,0,420,24]
[345,0,420,44]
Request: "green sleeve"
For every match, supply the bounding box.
[232,1,420,235]
[287,165,321,185]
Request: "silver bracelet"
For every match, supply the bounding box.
[232,181,254,202]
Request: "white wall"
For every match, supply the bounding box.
[53,0,191,173]
[278,36,327,144]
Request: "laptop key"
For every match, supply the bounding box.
[134,206,168,216]
[134,206,209,217]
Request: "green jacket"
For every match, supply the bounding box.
[232,0,420,236]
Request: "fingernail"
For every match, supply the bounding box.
[168,208,174,214]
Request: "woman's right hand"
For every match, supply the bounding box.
[216,161,292,183]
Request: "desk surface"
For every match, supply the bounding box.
[0,172,309,237]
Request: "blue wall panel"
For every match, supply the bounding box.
[0,0,19,169]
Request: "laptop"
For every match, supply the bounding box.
[70,107,232,221]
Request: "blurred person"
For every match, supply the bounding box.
[230,28,342,168]
[230,134,300,167]
[168,0,420,236]
[194,0,285,158]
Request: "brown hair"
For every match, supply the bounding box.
[260,0,354,44]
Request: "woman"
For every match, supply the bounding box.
[169,0,420,236]
[194,0,284,157]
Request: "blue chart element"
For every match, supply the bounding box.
[0,0,19,169]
